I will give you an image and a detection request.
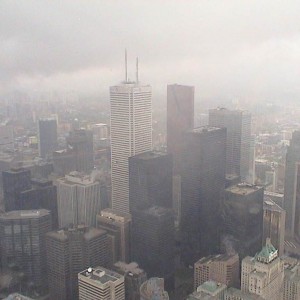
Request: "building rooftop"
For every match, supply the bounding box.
[226,183,263,196]
[57,171,99,185]
[190,126,222,134]
[143,206,172,217]
[79,267,123,286]
[140,278,169,299]
[197,280,227,295]
[255,238,278,264]
[113,261,145,275]
[225,287,264,299]
[0,209,50,220]
[4,294,34,300]
[99,208,132,222]
[263,199,285,213]
[195,253,239,265]
[130,150,168,161]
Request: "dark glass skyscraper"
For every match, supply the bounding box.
[38,117,58,159]
[284,131,300,237]
[66,129,94,173]
[129,151,173,212]
[180,127,226,264]
[167,84,194,175]
[209,108,251,182]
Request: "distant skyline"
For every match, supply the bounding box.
[1,0,300,103]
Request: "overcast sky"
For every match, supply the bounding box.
[1,0,300,102]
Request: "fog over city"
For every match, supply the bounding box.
[1,0,300,102]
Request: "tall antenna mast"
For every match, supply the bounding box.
[125,49,128,82]
[136,57,139,83]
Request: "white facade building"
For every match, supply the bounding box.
[56,171,102,228]
[110,82,152,213]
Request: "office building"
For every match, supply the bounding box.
[132,206,175,290]
[78,267,125,300]
[241,239,284,299]
[56,171,102,228]
[194,254,239,290]
[4,294,34,300]
[19,178,58,229]
[167,84,194,174]
[0,210,51,290]
[129,151,173,212]
[53,149,76,176]
[283,257,300,300]
[38,117,58,159]
[263,199,285,256]
[225,288,264,300]
[187,281,227,300]
[112,261,147,300]
[46,226,108,300]
[97,208,132,264]
[222,183,264,259]
[180,127,226,264]
[209,108,251,181]
[140,277,169,300]
[66,129,94,173]
[284,131,300,237]
[2,167,31,211]
[110,79,152,213]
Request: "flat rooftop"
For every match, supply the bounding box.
[130,151,168,161]
[263,200,285,212]
[226,183,262,195]
[143,206,172,217]
[225,287,264,299]
[190,126,222,134]
[0,209,50,220]
[79,267,123,285]
[113,261,145,275]
[98,208,131,222]
[195,253,238,265]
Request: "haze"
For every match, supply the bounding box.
[1,0,300,102]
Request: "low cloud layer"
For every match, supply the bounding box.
[1,0,300,101]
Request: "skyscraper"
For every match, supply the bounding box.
[112,261,147,300]
[0,210,52,290]
[129,151,173,212]
[2,167,31,211]
[78,267,125,300]
[222,183,264,259]
[110,77,152,213]
[263,199,285,257]
[140,278,169,300]
[46,226,108,300]
[284,131,300,237]
[38,117,58,159]
[131,206,175,290]
[56,171,102,228]
[66,129,94,173]
[209,108,251,181]
[97,208,132,264]
[180,127,226,264]
[167,84,194,174]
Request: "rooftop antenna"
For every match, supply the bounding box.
[125,49,128,82]
[136,57,139,83]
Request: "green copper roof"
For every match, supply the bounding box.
[255,238,278,263]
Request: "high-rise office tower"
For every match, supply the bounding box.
[209,108,251,182]
[66,129,94,173]
[2,167,31,211]
[56,171,102,228]
[97,208,132,264]
[180,127,226,264]
[78,267,125,300]
[140,278,169,300]
[0,210,51,290]
[222,183,264,259]
[110,73,152,213]
[284,131,300,237]
[167,84,194,174]
[38,117,58,159]
[0,125,14,152]
[129,151,173,212]
[263,199,285,257]
[131,206,175,290]
[19,178,58,229]
[283,258,300,300]
[194,254,239,290]
[46,226,108,300]
[112,261,147,300]
[241,239,284,299]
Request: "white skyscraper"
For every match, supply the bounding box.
[110,60,152,213]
